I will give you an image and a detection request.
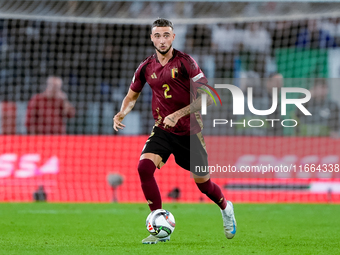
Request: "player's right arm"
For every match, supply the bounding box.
[113,89,140,131]
[114,57,148,131]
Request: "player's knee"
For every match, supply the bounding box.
[137,159,156,182]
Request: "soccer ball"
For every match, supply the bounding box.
[146,209,175,238]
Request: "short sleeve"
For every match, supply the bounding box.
[130,61,148,93]
[181,55,208,95]
[182,55,208,85]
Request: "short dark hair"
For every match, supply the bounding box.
[151,18,173,33]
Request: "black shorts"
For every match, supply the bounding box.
[141,126,209,176]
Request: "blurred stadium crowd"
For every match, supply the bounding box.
[0,1,340,135]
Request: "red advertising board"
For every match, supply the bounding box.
[0,136,339,203]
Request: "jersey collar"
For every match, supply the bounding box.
[155,48,177,64]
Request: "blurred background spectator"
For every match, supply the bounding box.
[25,76,76,134]
[295,19,337,48]
[296,78,339,137]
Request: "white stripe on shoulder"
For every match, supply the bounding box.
[192,72,204,82]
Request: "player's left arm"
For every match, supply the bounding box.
[163,86,213,128]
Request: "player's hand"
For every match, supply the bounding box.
[113,112,126,131]
[56,91,68,100]
[163,114,178,129]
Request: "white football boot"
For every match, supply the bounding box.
[221,200,237,239]
[142,235,170,244]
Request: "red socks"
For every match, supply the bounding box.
[196,179,227,210]
[138,159,227,211]
[138,159,162,211]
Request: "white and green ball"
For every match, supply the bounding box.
[146,209,175,238]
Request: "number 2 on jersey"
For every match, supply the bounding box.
[162,84,172,99]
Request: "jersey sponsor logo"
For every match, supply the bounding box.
[171,67,178,78]
[151,73,157,79]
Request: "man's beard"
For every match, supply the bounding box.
[154,44,172,55]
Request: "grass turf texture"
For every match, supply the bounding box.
[0,203,339,254]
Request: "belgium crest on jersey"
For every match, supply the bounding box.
[171,67,178,78]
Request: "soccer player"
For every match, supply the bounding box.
[113,18,236,244]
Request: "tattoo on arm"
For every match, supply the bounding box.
[172,96,203,120]
[167,117,176,123]
[189,96,203,114]
[170,85,209,121]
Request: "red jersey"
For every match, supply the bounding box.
[25,94,74,134]
[130,49,207,136]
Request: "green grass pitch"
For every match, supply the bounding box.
[0,203,339,254]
